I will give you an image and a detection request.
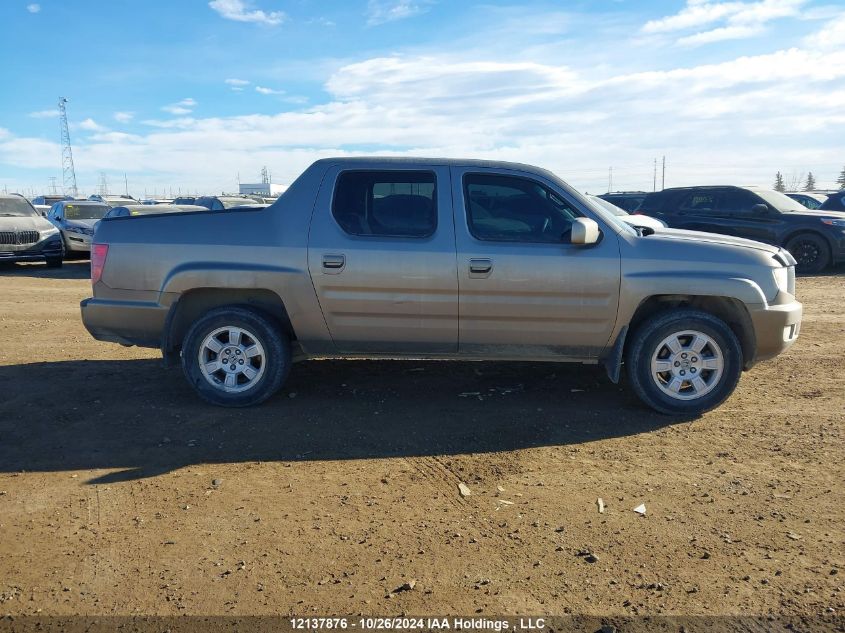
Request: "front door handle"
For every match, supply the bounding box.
[322,253,345,274]
[469,257,493,277]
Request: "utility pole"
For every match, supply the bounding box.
[58,98,78,197]
[124,173,129,196]
[608,166,613,193]
[661,156,666,190]
[653,158,657,192]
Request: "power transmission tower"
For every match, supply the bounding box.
[97,172,109,196]
[58,98,78,198]
[261,166,270,184]
[48,176,59,194]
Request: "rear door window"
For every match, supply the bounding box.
[678,191,719,216]
[332,171,437,238]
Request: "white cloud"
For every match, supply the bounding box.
[28,109,58,118]
[3,28,845,193]
[26,3,40,13]
[226,78,250,92]
[809,11,845,49]
[366,0,431,25]
[77,118,107,132]
[255,86,285,95]
[677,23,763,45]
[162,98,197,115]
[113,111,134,123]
[209,0,285,26]
[643,0,807,45]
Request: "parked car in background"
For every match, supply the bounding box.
[46,200,110,254]
[31,194,73,206]
[141,199,174,205]
[0,194,64,267]
[597,191,648,212]
[819,191,845,212]
[785,192,828,210]
[173,196,197,205]
[638,185,845,273]
[89,194,139,207]
[101,204,207,219]
[588,195,666,231]
[82,157,802,416]
[94,204,208,234]
[195,196,269,211]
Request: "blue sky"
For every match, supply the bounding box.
[1,0,843,196]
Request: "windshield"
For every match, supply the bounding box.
[0,198,39,217]
[754,189,808,213]
[64,204,110,220]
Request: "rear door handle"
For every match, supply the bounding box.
[322,254,345,274]
[469,257,493,277]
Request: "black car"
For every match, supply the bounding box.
[638,185,845,273]
[597,191,648,212]
[819,191,845,212]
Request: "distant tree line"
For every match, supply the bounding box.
[773,166,845,192]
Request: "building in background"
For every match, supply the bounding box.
[238,182,287,197]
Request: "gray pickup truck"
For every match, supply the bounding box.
[81,158,802,415]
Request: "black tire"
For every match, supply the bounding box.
[785,233,830,274]
[626,309,742,416]
[181,306,290,407]
[45,257,63,268]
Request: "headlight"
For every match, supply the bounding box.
[772,267,789,294]
[40,227,59,238]
[65,226,84,234]
[821,218,845,227]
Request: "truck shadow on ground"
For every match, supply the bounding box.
[0,259,90,280]
[0,358,690,484]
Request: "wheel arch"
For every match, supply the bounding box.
[162,288,295,365]
[626,294,756,370]
[782,228,835,254]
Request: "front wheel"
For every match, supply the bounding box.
[181,306,291,407]
[626,309,742,416]
[785,233,830,274]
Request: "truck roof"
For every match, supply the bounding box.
[311,156,554,174]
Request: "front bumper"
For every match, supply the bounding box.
[80,297,168,348]
[63,231,92,252]
[747,292,803,364]
[0,236,64,262]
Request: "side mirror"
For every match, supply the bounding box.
[570,217,600,245]
[752,203,769,215]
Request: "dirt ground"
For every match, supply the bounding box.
[0,259,842,619]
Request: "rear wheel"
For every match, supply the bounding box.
[181,306,290,407]
[626,309,742,416]
[785,233,830,274]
